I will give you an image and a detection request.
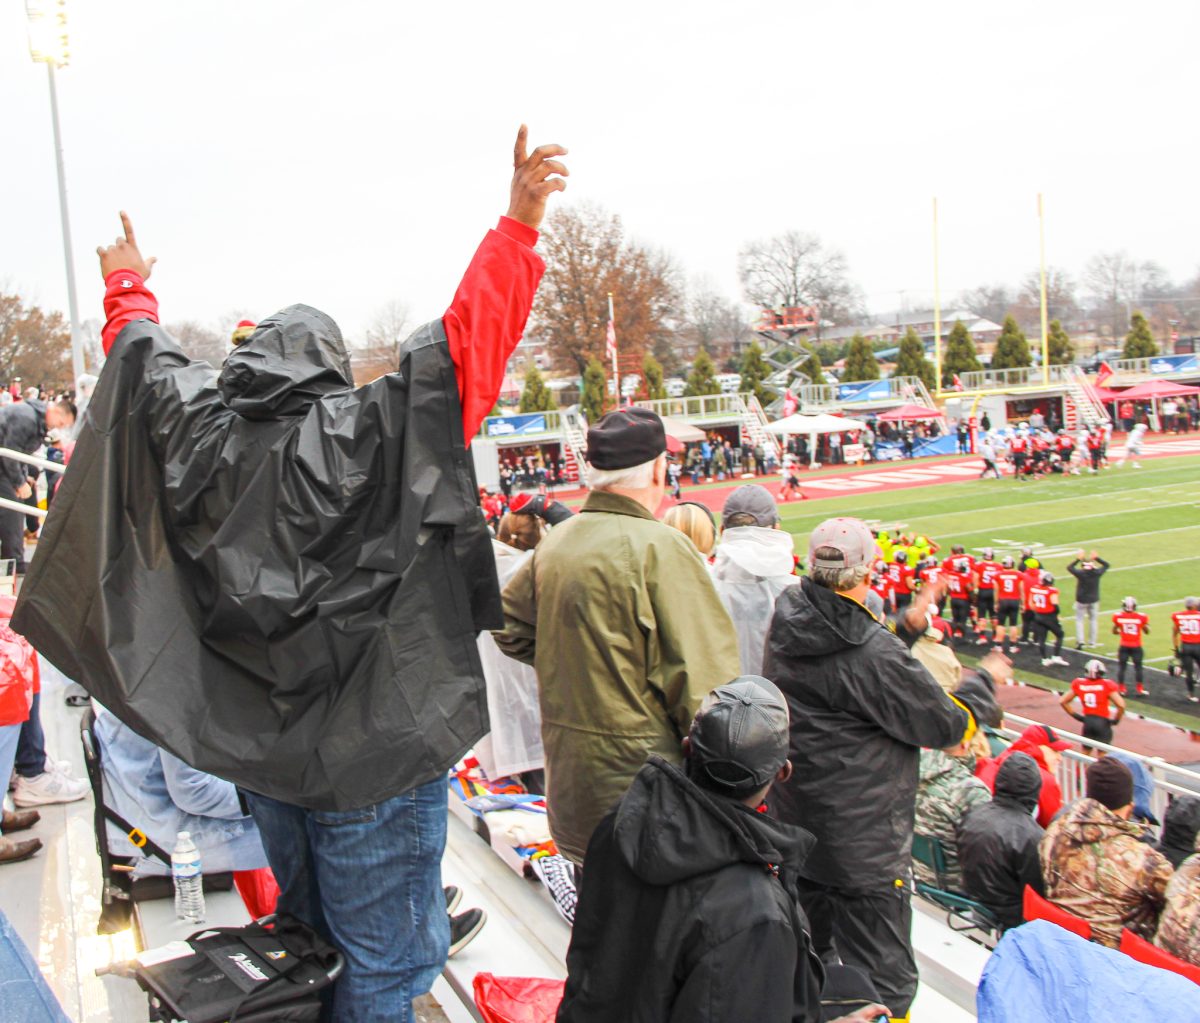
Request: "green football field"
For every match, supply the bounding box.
[776,453,1200,666]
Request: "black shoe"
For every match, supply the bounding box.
[448,908,487,957]
[443,885,462,916]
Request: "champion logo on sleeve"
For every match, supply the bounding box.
[120,278,134,288]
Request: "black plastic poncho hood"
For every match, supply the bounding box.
[13,311,501,810]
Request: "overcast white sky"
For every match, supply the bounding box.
[3,1,1197,341]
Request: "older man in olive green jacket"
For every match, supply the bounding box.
[496,409,741,864]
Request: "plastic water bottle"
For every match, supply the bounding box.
[171,831,205,924]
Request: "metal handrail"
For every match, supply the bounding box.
[0,445,66,521]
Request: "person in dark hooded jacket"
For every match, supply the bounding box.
[0,394,46,572]
[15,130,568,1023]
[764,517,1004,1017]
[1156,794,1200,869]
[958,751,1045,930]
[557,676,890,1023]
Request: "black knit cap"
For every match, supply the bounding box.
[586,407,666,470]
[1086,756,1134,811]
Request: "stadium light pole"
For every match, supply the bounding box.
[26,0,84,388]
[932,197,942,396]
[1037,194,1049,385]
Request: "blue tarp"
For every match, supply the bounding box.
[0,909,71,1023]
[978,920,1200,1023]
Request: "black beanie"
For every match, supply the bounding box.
[1086,756,1134,811]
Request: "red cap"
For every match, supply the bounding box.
[236,319,256,328]
[1020,724,1071,751]
[508,492,533,514]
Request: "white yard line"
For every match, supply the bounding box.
[948,499,1200,540]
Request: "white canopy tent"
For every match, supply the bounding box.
[768,413,869,466]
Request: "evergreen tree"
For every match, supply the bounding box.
[684,348,722,397]
[738,341,774,404]
[642,353,667,400]
[1123,310,1158,359]
[842,333,881,382]
[581,357,607,422]
[1046,319,1075,366]
[941,320,982,385]
[799,345,824,385]
[990,315,1032,371]
[518,363,557,413]
[893,327,936,391]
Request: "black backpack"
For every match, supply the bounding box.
[109,914,342,1023]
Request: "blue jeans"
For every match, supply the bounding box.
[245,779,449,1023]
[16,691,46,778]
[0,724,21,833]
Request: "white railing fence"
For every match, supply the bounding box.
[0,445,66,520]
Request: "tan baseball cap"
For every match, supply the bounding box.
[808,517,883,570]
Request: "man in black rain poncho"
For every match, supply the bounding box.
[13,127,568,1021]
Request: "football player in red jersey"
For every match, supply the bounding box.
[1060,659,1125,746]
[887,549,915,610]
[992,555,1025,653]
[941,543,974,572]
[1009,427,1029,480]
[1171,596,1200,702]
[973,547,1001,645]
[916,555,944,591]
[1029,570,1067,666]
[869,567,895,618]
[1112,595,1150,697]
[944,557,974,638]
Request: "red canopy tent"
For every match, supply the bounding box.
[876,404,944,422]
[1111,379,1200,400]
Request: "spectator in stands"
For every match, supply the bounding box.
[764,516,1002,1018]
[0,389,46,572]
[958,752,1045,931]
[913,745,991,891]
[976,723,1068,829]
[661,500,716,557]
[1155,830,1200,967]
[1067,549,1109,649]
[710,484,798,675]
[93,705,269,877]
[1041,757,1174,947]
[1155,794,1200,869]
[497,408,741,866]
[556,676,890,1023]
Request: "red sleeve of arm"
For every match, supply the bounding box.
[101,269,159,355]
[442,216,545,445]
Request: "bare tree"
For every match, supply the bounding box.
[677,278,754,368]
[363,300,413,362]
[1083,251,1169,339]
[736,230,864,332]
[168,320,228,366]
[956,283,1012,325]
[1010,268,1079,332]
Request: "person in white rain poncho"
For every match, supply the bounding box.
[711,485,799,675]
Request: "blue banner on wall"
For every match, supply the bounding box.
[837,380,892,403]
[485,413,549,437]
[1149,354,1199,374]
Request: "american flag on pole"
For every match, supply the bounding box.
[952,374,964,392]
[782,388,798,417]
[605,318,617,361]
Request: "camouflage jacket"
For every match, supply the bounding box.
[914,748,991,890]
[1040,797,1174,948]
[1155,835,1200,966]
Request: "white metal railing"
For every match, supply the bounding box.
[997,712,1200,828]
[954,365,1077,392]
[0,445,66,520]
[632,392,750,420]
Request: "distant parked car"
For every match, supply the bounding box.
[665,377,686,398]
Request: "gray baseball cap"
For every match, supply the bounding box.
[721,484,779,527]
[808,517,882,570]
[688,676,790,794]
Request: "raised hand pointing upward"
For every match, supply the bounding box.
[507,124,568,232]
[97,211,157,281]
